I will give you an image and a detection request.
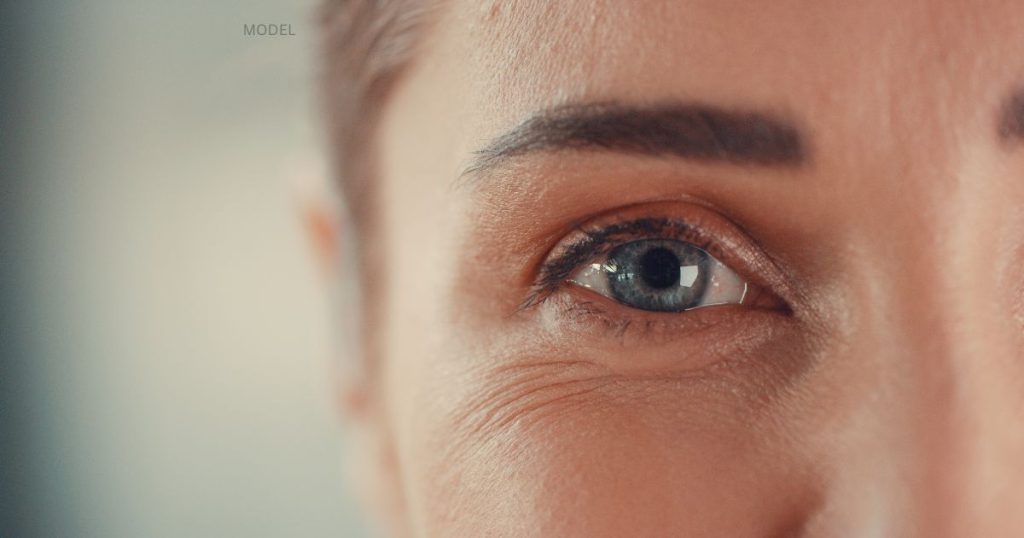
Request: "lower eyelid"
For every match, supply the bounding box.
[542,284,787,340]
[532,288,796,376]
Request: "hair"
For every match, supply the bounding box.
[317,1,437,387]
[318,0,436,236]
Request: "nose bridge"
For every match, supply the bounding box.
[805,18,1024,529]
[841,164,1024,536]
[935,177,1024,535]
[866,199,962,532]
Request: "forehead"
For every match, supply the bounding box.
[414,0,1024,148]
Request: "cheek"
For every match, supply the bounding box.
[401,351,821,538]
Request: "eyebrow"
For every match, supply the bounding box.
[999,88,1024,142]
[464,102,807,177]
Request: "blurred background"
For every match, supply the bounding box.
[1,1,371,536]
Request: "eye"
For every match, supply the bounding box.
[569,239,748,312]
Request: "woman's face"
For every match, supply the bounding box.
[360,0,1024,535]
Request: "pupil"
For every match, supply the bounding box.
[638,247,680,289]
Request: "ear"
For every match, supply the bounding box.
[293,157,409,535]
[291,156,370,419]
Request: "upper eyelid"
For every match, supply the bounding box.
[541,219,697,285]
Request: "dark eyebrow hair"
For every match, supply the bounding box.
[464,102,807,177]
[999,88,1024,142]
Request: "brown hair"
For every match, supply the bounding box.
[318,0,436,235]
[317,1,437,386]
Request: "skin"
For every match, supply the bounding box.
[316,0,1024,536]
